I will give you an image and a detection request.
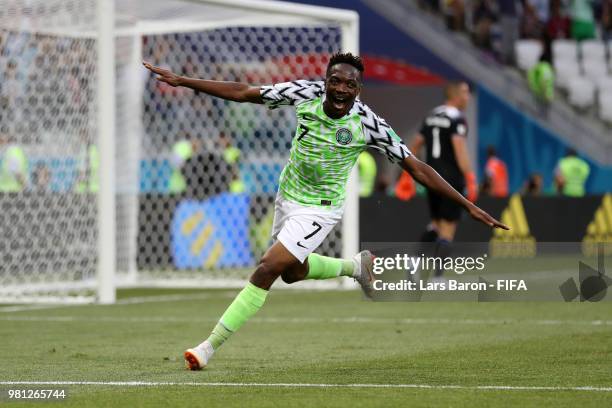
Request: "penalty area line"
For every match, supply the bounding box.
[1,381,611,392]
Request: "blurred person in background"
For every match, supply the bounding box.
[182,137,231,200]
[527,35,555,103]
[547,0,571,38]
[375,173,393,195]
[75,131,99,194]
[409,81,478,282]
[570,0,596,40]
[219,131,245,194]
[602,0,612,41]
[472,0,499,51]
[522,172,544,195]
[482,146,509,198]
[531,0,551,24]
[357,151,377,198]
[520,0,544,38]
[555,148,590,196]
[168,138,195,194]
[499,0,520,64]
[418,0,442,12]
[0,133,28,192]
[395,168,416,201]
[444,0,466,31]
[31,162,51,192]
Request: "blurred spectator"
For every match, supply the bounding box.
[395,171,416,201]
[0,134,28,192]
[521,0,544,38]
[444,0,466,31]
[358,151,377,198]
[31,162,51,192]
[532,0,551,22]
[375,173,393,195]
[219,132,245,194]
[482,146,509,197]
[472,0,499,50]
[182,139,231,200]
[602,0,612,41]
[522,173,544,195]
[527,36,555,102]
[546,0,571,38]
[75,142,99,193]
[418,0,441,12]
[555,148,590,197]
[168,138,197,194]
[500,0,520,64]
[570,0,596,40]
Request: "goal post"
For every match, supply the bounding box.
[97,0,117,304]
[0,0,359,304]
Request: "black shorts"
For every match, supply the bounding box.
[427,185,464,222]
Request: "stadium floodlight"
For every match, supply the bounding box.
[0,0,359,304]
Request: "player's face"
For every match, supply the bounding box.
[324,64,362,118]
[455,83,471,110]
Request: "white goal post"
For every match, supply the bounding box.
[0,0,359,304]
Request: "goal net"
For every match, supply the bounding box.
[0,0,359,303]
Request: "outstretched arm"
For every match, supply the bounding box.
[401,155,509,229]
[143,62,263,103]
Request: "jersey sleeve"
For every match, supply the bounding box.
[450,116,468,138]
[259,80,324,109]
[418,119,428,135]
[358,102,412,163]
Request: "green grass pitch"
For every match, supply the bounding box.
[1,287,611,407]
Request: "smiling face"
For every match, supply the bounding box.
[323,63,362,119]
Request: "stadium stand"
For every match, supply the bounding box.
[418,0,612,122]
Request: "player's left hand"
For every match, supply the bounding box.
[142,62,182,87]
[467,203,509,230]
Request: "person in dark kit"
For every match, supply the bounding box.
[409,81,478,282]
[182,142,232,200]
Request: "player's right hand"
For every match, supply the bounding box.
[142,62,182,87]
[467,203,509,230]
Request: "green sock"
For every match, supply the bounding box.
[306,253,355,280]
[206,282,268,350]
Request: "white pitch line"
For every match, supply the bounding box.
[1,315,612,326]
[0,381,611,392]
[0,292,237,313]
[0,304,71,313]
[113,293,218,305]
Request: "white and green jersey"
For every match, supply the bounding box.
[261,80,411,208]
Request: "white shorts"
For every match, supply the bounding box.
[271,194,343,263]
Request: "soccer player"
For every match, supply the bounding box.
[143,55,507,370]
[409,81,478,281]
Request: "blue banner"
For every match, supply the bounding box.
[171,193,253,269]
[477,86,612,194]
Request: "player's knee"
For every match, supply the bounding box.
[280,268,303,284]
[253,254,284,280]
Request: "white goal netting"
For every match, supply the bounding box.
[0,0,357,302]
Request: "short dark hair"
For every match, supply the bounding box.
[326,52,364,77]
